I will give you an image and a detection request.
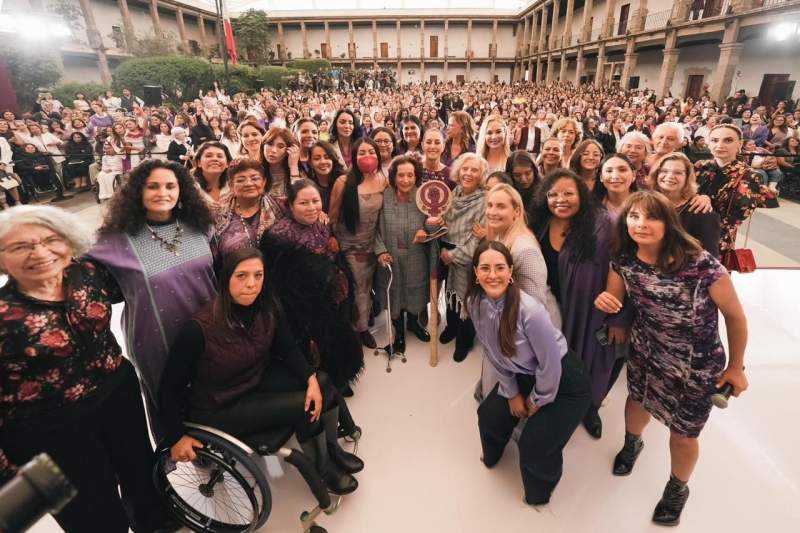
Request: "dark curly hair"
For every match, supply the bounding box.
[529,169,600,262]
[388,155,423,188]
[193,141,232,193]
[98,159,214,235]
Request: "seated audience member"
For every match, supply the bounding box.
[159,248,363,496]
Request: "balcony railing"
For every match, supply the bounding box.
[643,9,672,31]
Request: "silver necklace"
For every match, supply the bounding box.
[146,220,184,255]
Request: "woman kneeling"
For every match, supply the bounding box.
[159,247,363,495]
[468,241,591,506]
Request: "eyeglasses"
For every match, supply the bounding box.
[233,176,264,185]
[545,191,577,200]
[374,139,393,145]
[0,235,68,256]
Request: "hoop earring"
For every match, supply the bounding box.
[509,277,514,284]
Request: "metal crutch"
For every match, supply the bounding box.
[373,264,407,372]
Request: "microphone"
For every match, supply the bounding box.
[711,383,734,409]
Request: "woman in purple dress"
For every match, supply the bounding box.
[529,169,628,439]
[595,190,748,527]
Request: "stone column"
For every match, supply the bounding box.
[466,19,472,81]
[670,0,691,24]
[581,0,594,43]
[536,56,543,83]
[176,8,188,54]
[77,0,111,86]
[116,0,137,52]
[549,0,560,50]
[420,20,425,80]
[324,21,331,59]
[301,22,310,59]
[444,19,449,81]
[149,0,162,37]
[574,46,585,84]
[656,32,680,98]
[602,0,617,38]
[396,20,402,83]
[278,22,286,62]
[563,0,575,47]
[372,20,378,67]
[198,16,209,57]
[710,20,743,103]
[620,39,638,88]
[539,5,549,52]
[491,19,498,81]
[629,0,648,33]
[522,16,529,58]
[559,50,568,81]
[529,12,538,55]
[546,56,555,82]
[348,21,355,69]
[595,42,606,85]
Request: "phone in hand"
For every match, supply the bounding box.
[595,325,610,346]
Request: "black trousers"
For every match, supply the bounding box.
[189,366,338,443]
[2,363,168,533]
[477,351,591,504]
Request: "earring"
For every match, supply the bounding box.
[475,279,480,284]
[177,200,183,210]
[509,277,514,284]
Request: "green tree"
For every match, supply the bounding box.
[113,56,214,100]
[286,59,332,73]
[2,44,62,110]
[52,81,106,105]
[232,9,272,64]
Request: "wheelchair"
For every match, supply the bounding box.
[88,161,122,203]
[153,421,359,532]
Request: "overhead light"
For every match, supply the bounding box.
[770,21,798,41]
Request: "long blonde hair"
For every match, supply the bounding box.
[476,116,510,161]
[486,183,534,251]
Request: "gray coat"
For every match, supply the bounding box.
[374,187,431,317]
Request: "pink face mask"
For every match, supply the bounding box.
[356,154,379,174]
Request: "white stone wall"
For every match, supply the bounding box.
[496,23,517,57]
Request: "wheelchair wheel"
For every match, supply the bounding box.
[154,427,271,532]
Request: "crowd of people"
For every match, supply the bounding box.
[0,76,792,532]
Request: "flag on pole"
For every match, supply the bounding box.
[220,0,238,64]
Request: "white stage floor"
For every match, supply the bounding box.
[28,268,800,533]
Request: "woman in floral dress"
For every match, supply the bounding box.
[595,190,748,527]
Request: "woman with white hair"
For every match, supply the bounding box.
[166,127,193,164]
[439,152,488,362]
[618,131,652,189]
[0,205,173,532]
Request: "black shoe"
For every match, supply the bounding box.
[613,432,644,476]
[328,442,364,474]
[652,476,690,526]
[392,316,406,353]
[583,406,603,439]
[406,311,430,342]
[453,344,471,362]
[301,433,358,496]
[439,308,460,344]
[359,330,377,349]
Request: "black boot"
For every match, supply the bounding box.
[612,431,644,476]
[439,307,460,344]
[582,404,603,439]
[323,408,364,474]
[405,310,430,342]
[453,317,475,362]
[300,432,358,495]
[652,475,690,526]
[392,315,406,353]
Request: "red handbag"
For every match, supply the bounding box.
[722,216,756,273]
